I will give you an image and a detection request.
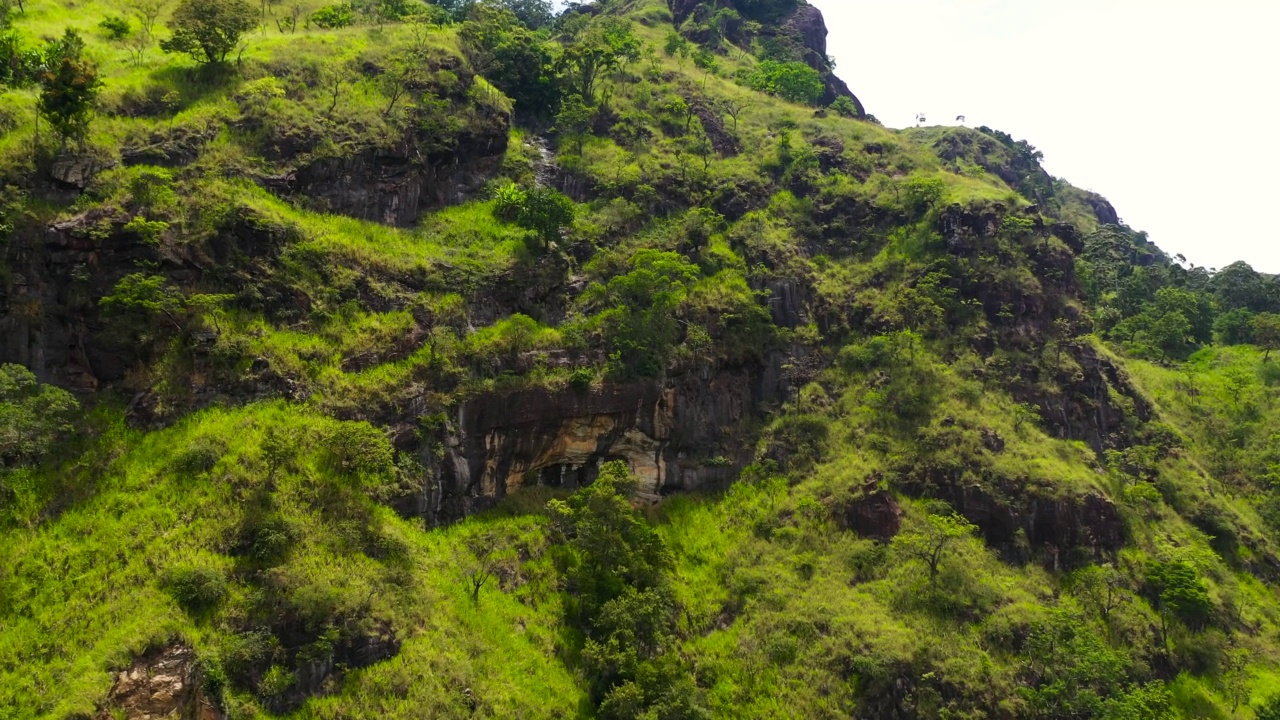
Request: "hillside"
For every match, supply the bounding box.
[3,0,1280,718]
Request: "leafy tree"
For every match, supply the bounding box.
[902,175,945,214]
[580,250,699,378]
[1070,564,1129,637]
[1018,608,1131,717]
[1212,261,1273,313]
[501,0,553,29]
[547,462,703,717]
[557,17,639,103]
[745,60,824,105]
[100,273,230,348]
[890,511,977,589]
[36,30,100,146]
[553,92,594,154]
[519,187,574,248]
[829,94,858,117]
[1254,313,1280,361]
[98,15,132,39]
[547,460,671,616]
[1214,307,1255,345]
[1146,559,1213,640]
[458,1,559,115]
[1145,310,1192,362]
[0,364,79,468]
[309,3,353,28]
[662,30,688,60]
[456,528,517,602]
[160,0,257,65]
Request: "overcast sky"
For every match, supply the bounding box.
[811,0,1280,274]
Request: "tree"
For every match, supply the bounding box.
[129,0,167,39]
[502,0,554,29]
[1214,307,1256,345]
[547,460,673,620]
[890,512,977,589]
[1146,310,1191,362]
[553,93,594,154]
[714,94,752,134]
[36,30,100,147]
[456,528,517,602]
[745,60,824,105]
[517,186,575,248]
[160,0,257,65]
[829,95,858,117]
[0,364,79,468]
[458,2,559,116]
[1254,313,1280,361]
[1145,559,1212,647]
[1070,564,1129,637]
[580,250,699,378]
[546,462,704,717]
[662,31,688,60]
[375,47,429,117]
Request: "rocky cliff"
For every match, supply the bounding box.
[669,0,865,114]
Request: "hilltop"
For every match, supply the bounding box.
[3,0,1280,718]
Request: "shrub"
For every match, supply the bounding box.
[830,95,858,117]
[163,562,228,613]
[98,16,132,39]
[310,3,355,28]
[744,60,824,105]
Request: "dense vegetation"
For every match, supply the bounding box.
[3,0,1280,718]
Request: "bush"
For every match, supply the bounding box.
[98,16,132,40]
[311,3,355,28]
[163,562,228,613]
[829,95,859,117]
[744,60,824,105]
[491,183,575,248]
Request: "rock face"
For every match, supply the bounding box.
[668,0,865,115]
[0,208,144,389]
[95,644,221,720]
[279,131,508,228]
[410,362,789,523]
[837,480,903,541]
[781,4,863,111]
[270,107,510,228]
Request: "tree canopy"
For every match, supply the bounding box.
[160,0,256,64]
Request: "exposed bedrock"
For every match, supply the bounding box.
[405,357,791,523]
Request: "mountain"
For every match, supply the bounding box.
[3,0,1280,718]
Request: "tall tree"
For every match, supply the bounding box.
[160,0,256,65]
[1254,313,1280,362]
[36,30,100,147]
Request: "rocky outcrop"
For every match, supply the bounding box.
[95,644,221,720]
[270,113,509,228]
[836,480,903,541]
[1012,342,1151,453]
[408,361,790,523]
[781,4,863,111]
[900,469,1125,566]
[668,0,864,115]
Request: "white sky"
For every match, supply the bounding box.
[811,0,1280,274]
